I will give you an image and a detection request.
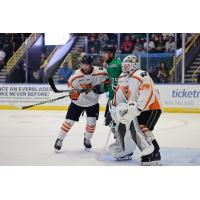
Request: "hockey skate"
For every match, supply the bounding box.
[84,138,92,151]
[54,138,63,153]
[141,150,161,166]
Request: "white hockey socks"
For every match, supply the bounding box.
[58,119,75,140]
[84,117,96,140]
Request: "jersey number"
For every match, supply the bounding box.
[111,78,118,90]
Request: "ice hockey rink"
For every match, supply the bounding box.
[0,109,200,166]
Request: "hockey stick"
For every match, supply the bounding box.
[19,83,99,110]
[48,78,100,94]
[21,94,70,109]
[48,78,71,93]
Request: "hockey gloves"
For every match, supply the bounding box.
[70,90,80,100]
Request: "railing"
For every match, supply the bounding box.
[6,33,42,73]
[192,65,200,83]
[169,33,200,81]
[60,52,72,67]
[176,34,200,65]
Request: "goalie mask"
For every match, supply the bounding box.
[122,55,140,75]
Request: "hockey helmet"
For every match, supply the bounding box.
[81,55,94,64]
[101,44,116,53]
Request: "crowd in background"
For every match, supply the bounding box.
[0,33,31,71]
[85,33,194,55]
[86,33,177,54]
[0,33,197,84]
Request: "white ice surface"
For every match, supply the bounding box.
[0,110,200,166]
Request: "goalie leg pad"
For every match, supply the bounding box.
[118,123,126,151]
[108,127,136,160]
[130,118,154,156]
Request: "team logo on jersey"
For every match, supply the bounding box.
[121,86,131,101]
[80,83,93,90]
[139,83,150,91]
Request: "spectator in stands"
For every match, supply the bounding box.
[162,33,174,41]
[2,38,12,62]
[98,33,109,46]
[75,46,86,65]
[29,69,42,83]
[134,38,142,48]
[107,33,118,46]
[149,67,160,83]
[132,38,145,54]
[121,34,134,54]
[156,61,169,83]
[155,35,166,53]
[165,36,175,52]
[88,36,100,54]
[131,33,146,41]
[57,61,74,84]
[12,64,26,83]
[77,46,85,54]
[90,46,98,54]
[132,43,145,54]
[39,53,48,83]
[143,38,155,52]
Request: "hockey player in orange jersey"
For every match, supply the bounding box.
[109,55,162,166]
[54,55,109,152]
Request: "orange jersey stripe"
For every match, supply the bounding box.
[130,71,143,83]
[143,89,153,111]
[131,75,143,83]
[149,96,161,110]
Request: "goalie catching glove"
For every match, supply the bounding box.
[116,101,141,125]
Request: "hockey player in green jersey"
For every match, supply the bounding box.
[100,44,122,126]
[92,44,134,160]
[101,44,122,101]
